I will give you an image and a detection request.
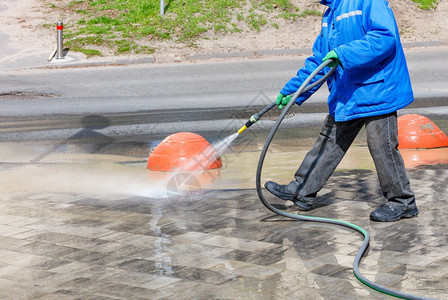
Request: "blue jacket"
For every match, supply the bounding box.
[281,0,413,121]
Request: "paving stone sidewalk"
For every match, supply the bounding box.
[0,166,447,299]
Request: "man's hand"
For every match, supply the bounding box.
[323,50,340,67]
[276,93,292,109]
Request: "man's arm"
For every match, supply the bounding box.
[280,33,327,105]
[334,0,398,70]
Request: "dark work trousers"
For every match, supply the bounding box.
[286,112,416,208]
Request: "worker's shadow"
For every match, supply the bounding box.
[70,114,114,152]
[32,114,114,162]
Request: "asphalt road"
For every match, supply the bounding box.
[1,49,447,143]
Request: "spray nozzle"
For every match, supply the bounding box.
[237,125,247,134]
[238,113,260,134]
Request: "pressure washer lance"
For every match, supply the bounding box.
[237,102,275,134]
[238,59,434,300]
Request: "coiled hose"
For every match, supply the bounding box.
[256,60,434,300]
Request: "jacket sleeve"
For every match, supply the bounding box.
[334,0,397,70]
[280,34,327,105]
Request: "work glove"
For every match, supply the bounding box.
[322,50,340,67]
[276,93,292,109]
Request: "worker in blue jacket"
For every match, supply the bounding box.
[265,0,418,222]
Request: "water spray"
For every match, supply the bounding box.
[237,60,433,300]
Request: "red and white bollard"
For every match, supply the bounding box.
[56,21,64,59]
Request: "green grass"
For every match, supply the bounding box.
[47,0,440,57]
[46,0,321,57]
[71,47,102,57]
[246,9,267,32]
[412,0,438,9]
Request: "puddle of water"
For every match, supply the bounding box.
[211,142,377,189]
[401,148,448,168]
[1,138,447,198]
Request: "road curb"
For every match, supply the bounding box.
[41,40,443,69]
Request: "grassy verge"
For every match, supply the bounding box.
[412,0,438,10]
[43,0,320,57]
[43,0,438,57]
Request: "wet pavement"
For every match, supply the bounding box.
[2,21,448,297]
[1,130,448,299]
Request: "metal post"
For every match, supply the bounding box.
[160,0,165,16]
[56,21,64,59]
